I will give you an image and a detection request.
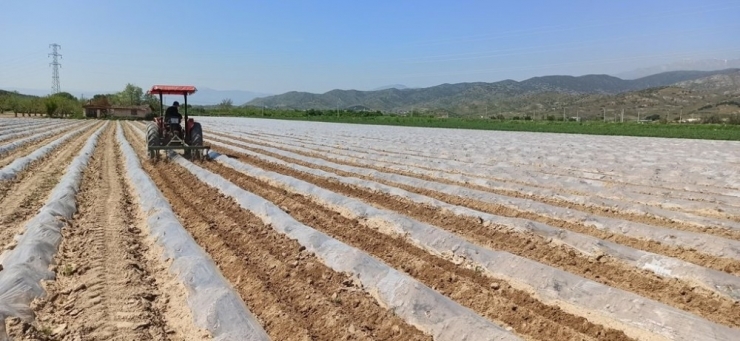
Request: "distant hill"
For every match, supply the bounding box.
[0,89,39,99]
[1,88,52,98]
[371,84,409,91]
[616,58,740,79]
[674,69,740,95]
[246,69,739,116]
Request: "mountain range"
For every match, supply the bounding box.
[615,58,740,80]
[246,69,740,116]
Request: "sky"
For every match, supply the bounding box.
[1,0,739,96]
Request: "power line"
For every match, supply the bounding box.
[49,43,62,94]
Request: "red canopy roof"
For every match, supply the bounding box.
[147,85,197,95]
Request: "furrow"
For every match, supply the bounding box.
[206,134,740,275]
[7,124,197,340]
[0,123,101,253]
[212,131,740,241]
[121,123,432,341]
[205,140,740,327]
[198,155,634,341]
[198,144,740,340]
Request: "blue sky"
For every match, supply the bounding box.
[1,0,738,95]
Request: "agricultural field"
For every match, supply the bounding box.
[0,116,739,341]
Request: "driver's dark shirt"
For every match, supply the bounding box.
[165,106,182,120]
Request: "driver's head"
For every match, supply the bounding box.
[173,101,180,107]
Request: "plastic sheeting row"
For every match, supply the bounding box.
[0,123,95,181]
[0,124,106,341]
[215,128,740,226]
[204,148,740,341]
[205,139,740,301]
[201,117,740,196]
[116,124,271,341]
[0,118,68,129]
[0,120,74,143]
[169,150,521,341]
[224,130,740,219]
[0,121,84,155]
[208,135,740,262]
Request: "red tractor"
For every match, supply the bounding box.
[146,85,209,160]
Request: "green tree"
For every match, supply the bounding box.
[53,92,77,102]
[219,98,233,109]
[117,83,144,106]
[44,97,59,117]
[144,93,160,112]
[0,95,8,116]
[90,94,112,107]
[8,95,22,116]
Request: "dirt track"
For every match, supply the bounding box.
[6,124,203,340]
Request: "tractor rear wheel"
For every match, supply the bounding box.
[189,122,203,146]
[187,122,204,159]
[146,123,160,159]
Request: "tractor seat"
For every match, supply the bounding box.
[164,116,182,134]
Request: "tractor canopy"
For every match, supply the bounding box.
[147,85,197,95]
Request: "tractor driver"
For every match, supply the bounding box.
[164,101,183,133]
[165,101,183,121]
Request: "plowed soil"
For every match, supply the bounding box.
[0,123,100,251]
[6,124,203,340]
[0,127,76,168]
[197,155,634,341]
[205,141,740,329]
[7,118,737,341]
[215,133,740,239]
[209,134,740,276]
[122,123,430,341]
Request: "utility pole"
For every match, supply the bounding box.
[49,43,62,94]
[679,108,682,123]
[637,108,640,122]
[563,107,566,121]
[621,108,624,123]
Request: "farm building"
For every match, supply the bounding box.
[83,104,151,118]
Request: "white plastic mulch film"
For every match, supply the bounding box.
[0,123,105,341]
[204,149,740,341]
[0,123,94,181]
[0,120,78,144]
[203,139,740,302]
[116,123,271,341]
[170,149,521,341]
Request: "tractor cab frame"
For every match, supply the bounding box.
[146,85,210,160]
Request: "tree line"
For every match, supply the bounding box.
[0,83,162,119]
[0,91,81,118]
